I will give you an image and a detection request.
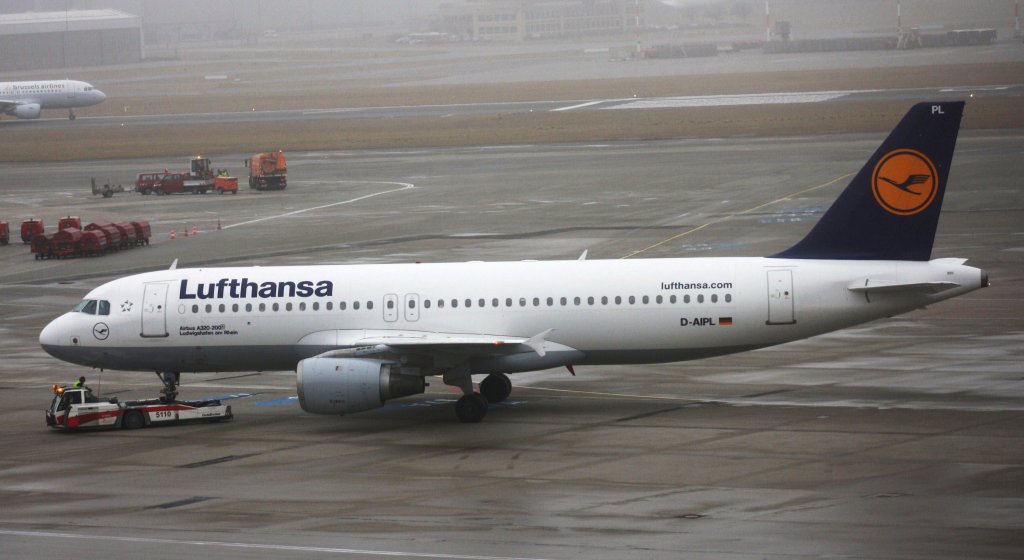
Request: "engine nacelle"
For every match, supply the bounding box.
[13,103,41,119]
[296,357,425,415]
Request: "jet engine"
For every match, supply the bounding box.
[296,357,425,415]
[13,103,41,119]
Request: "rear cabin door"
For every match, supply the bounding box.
[141,282,169,337]
[766,269,796,325]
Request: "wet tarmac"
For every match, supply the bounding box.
[0,129,1022,559]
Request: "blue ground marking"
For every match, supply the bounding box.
[255,396,299,407]
[760,205,825,224]
[377,398,527,412]
[202,392,262,401]
[676,242,744,253]
[247,396,529,410]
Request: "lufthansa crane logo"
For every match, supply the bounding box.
[872,149,938,216]
[93,322,109,341]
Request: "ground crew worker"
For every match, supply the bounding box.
[73,376,85,388]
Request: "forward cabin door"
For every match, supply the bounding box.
[766,269,796,325]
[141,283,169,337]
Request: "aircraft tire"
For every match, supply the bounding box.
[480,373,512,403]
[455,393,488,423]
[122,410,145,430]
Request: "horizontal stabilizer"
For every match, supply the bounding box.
[847,280,961,295]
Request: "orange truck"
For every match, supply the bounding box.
[245,150,287,190]
[214,176,238,195]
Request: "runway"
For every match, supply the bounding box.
[0,129,1022,558]
[6,83,1022,129]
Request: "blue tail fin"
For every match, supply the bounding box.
[770,101,964,261]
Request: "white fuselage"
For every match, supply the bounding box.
[0,79,106,117]
[39,256,985,375]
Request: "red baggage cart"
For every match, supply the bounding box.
[78,230,108,256]
[31,234,53,259]
[85,222,121,252]
[130,220,151,245]
[52,228,82,258]
[112,222,139,248]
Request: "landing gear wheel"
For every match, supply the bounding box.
[455,393,488,423]
[122,410,144,429]
[480,373,512,403]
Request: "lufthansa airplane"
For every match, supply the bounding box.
[0,79,106,120]
[39,102,987,422]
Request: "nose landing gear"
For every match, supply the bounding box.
[156,371,180,402]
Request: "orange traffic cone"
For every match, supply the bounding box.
[170,228,176,240]
[192,225,198,236]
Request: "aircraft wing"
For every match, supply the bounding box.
[0,100,19,112]
[301,328,564,360]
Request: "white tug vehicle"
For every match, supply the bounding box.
[46,383,232,431]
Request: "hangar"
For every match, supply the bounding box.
[0,9,142,72]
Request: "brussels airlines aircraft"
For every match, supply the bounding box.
[0,79,106,120]
[40,102,987,422]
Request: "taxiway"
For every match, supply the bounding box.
[0,130,1021,559]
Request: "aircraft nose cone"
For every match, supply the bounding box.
[40,319,58,346]
[39,319,61,352]
[95,89,107,102]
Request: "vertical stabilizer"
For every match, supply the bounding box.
[771,101,964,261]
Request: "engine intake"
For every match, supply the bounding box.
[14,103,41,119]
[297,357,425,415]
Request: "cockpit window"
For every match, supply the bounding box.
[72,300,98,314]
[98,300,110,315]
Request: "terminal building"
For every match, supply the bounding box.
[0,9,142,72]
[440,0,641,41]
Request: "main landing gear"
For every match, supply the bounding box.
[444,368,513,423]
[68,109,76,120]
[480,372,512,404]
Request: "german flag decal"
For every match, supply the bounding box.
[719,317,733,326]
